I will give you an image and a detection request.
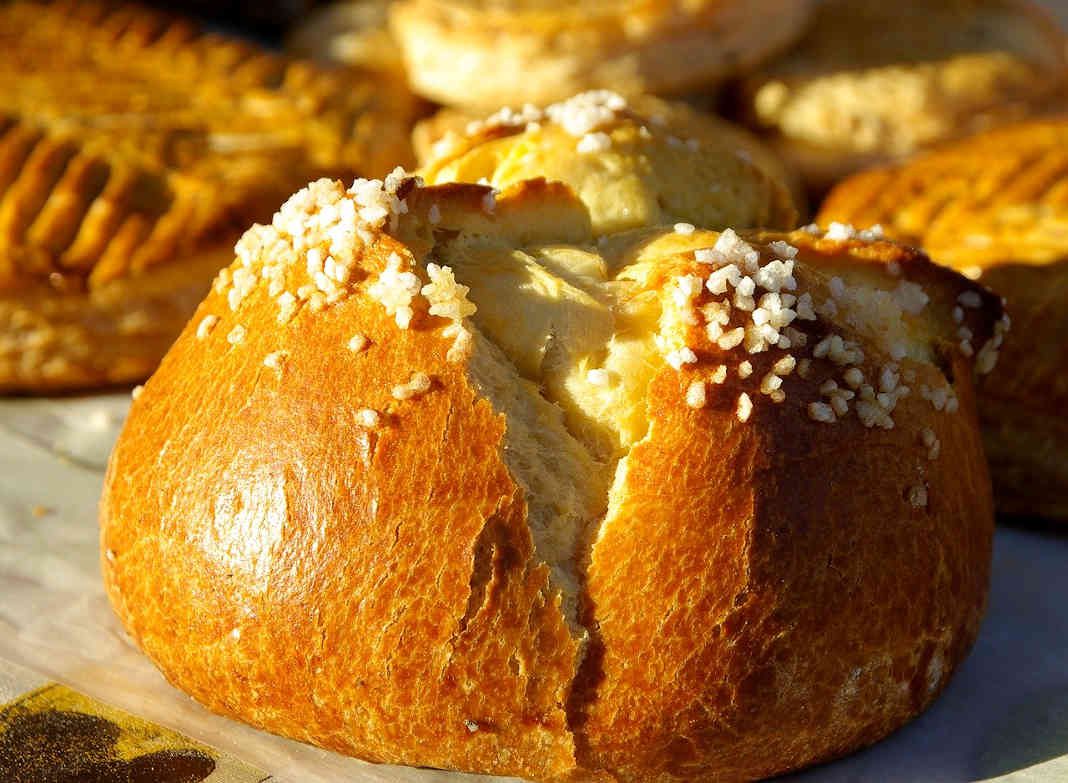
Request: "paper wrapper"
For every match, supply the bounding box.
[0,391,1066,782]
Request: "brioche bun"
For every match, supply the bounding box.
[103,169,1001,780]
[389,0,814,110]
[418,92,800,236]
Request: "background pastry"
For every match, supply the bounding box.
[0,0,418,391]
[103,169,1001,781]
[389,0,815,110]
[418,92,801,236]
[819,119,1061,520]
[287,0,406,76]
[737,0,1068,193]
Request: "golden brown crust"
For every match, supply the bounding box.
[738,0,1068,192]
[577,239,993,781]
[0,0,419,391]
[102,177,999,780]
[417,93,800,236]
[818,119,1068,520]
[389,0,814,110]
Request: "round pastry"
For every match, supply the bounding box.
[418,92,800,236]
[0,0,417,392]
[389,0,815,110]
[738,0,1068,192]
[103,170,1002,781]
[287,0,405,75]
[818,119,1062,521]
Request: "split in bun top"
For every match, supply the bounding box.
[104,154,1004,780]
[419,91,801,236]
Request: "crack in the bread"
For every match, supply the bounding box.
[460,314,651,763]
[420,228,667,762]
[457,501,514,635]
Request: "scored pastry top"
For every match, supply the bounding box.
[207,170,1005,450]
[0,0,418,289]
[819,118,1068,274]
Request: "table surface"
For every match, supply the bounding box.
[0,392,1065,783]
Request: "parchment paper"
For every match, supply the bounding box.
[0,392,1065,782]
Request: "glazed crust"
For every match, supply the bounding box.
[818,119,1068,520]
[389,0,814,110]
[102,178,1000,781]
[417,94,800,236]
[577,332,991,780]
[738,0,1068,192]
[0,0,418,391]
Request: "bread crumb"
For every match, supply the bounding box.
[131,385,144,400]
[808,402,836,423]
[773,355,796,375]
[357,408,381,428]
[665,347,698,370]
[736,392,753,422]
[921,427,941,460]
[825,222,856,241]
[348,334,369,352]
[277,292,298,323]
[263,351,287,370]
[738,360,753,378]
[587,368,613,386]
[392,372,432,400]
[909,485,929,508]
[196,314,220,340]
[227,325,246,345]
[717,327,745,350]
[674,222,696,236]
[686,380,707,409]
[545,90,627,136]
[443,323,473,363]
[369,253,422,329]
[464,719,480,733]
[577,131,612,154]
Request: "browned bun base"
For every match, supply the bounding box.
[103,179,998,780]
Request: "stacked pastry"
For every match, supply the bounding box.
[0,0,418,391]
[102,91,1004,782]
[819,120,1068,522]
[737,0,1067,192]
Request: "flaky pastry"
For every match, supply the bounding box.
[739,0,1068,192]
[0,0,418,391]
